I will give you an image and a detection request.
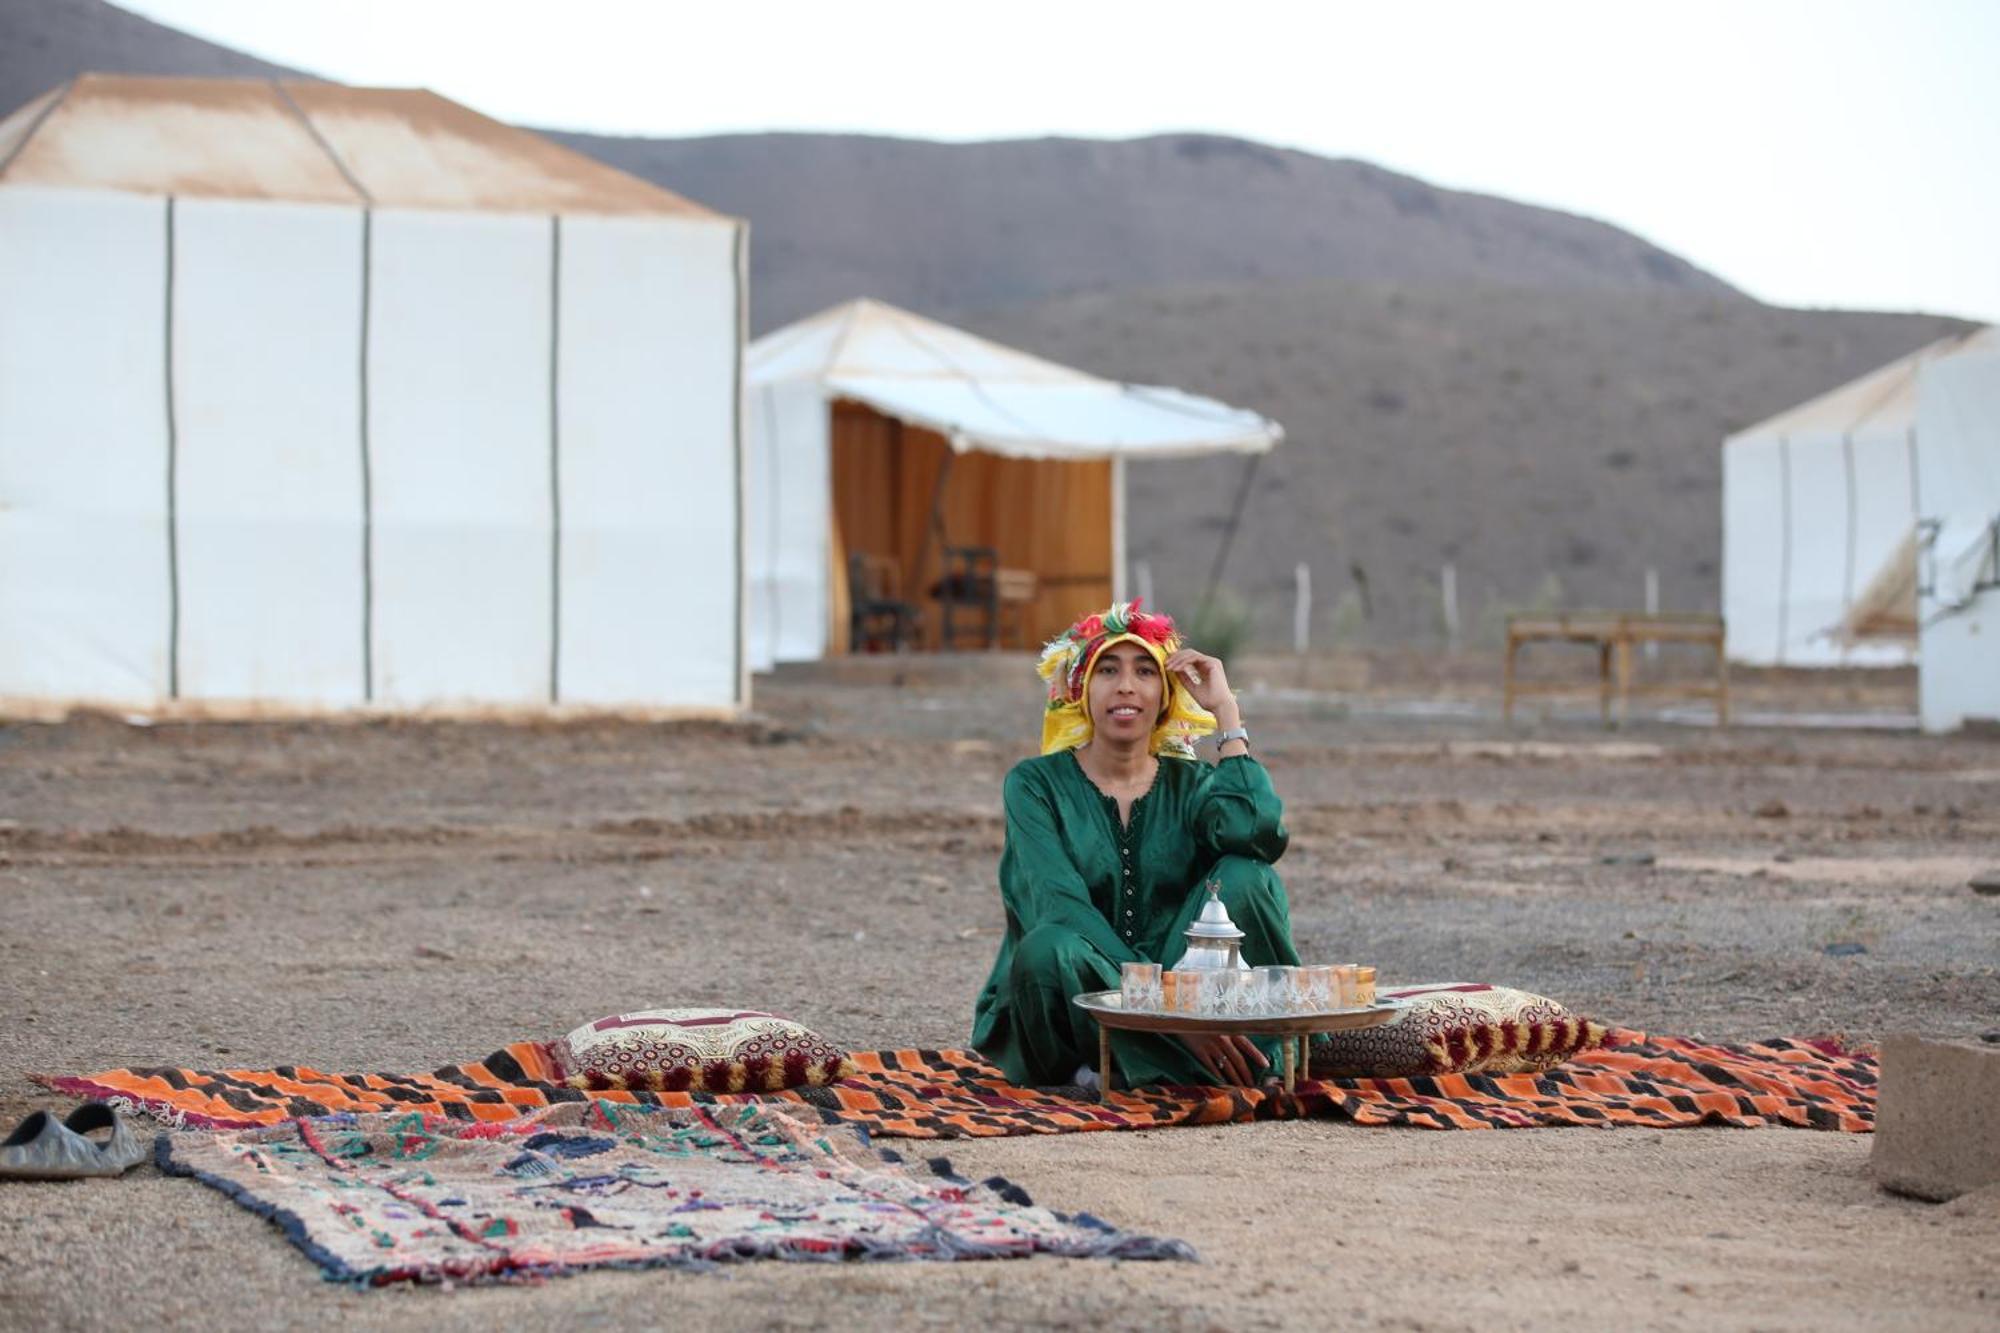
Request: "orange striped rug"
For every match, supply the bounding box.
[36,1030,1874,1138]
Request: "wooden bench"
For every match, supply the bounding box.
[1503,611,1728,726]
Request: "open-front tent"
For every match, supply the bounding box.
[1722,326,1995,668]
[745,299,1282,668]
[0,75,746,715]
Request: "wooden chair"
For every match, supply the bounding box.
[934,545,1000,650]
[995,568,1040,648]
[847,552,921,653]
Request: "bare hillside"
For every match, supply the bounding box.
[551,129,1736,329]
[0,0,305,108]
[962,284,1969,647]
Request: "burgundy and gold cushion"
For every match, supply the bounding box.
[552,1008,856,1093]
[1310,983,1609,1079]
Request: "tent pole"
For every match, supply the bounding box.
[1111,456,1129,604]
[913,447,955,648]
[1200,452,1263,612]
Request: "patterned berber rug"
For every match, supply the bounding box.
[154,1101,1194,1287]
[44,1030,1875,1137]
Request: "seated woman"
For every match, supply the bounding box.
[972,601,1299,1089]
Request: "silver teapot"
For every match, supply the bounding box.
[1177,882,1250,971]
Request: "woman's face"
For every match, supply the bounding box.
[1087,641,1164,747]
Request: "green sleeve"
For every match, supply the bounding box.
[1193,754,1289,863]
[1000,765,1139,966]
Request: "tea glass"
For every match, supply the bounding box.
[1300,965,1337,1011]
[1226,969,1265,1017]
[1256,966,1295,1016]
[1196,969,1237,1016]
[1121,961,1163,1013]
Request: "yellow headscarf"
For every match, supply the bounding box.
[1036,600,1216,759]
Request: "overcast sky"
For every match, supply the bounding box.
[122,0,2000,323]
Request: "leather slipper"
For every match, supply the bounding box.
[0,1103,147,1181]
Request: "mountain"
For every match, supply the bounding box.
[2,1,1974,648]
[0,0,306,107]
[961,283,1966,645]
[549,129,1736,331]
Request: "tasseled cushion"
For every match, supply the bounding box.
[550,1008,856,1093]
[1310,983,1610,1078]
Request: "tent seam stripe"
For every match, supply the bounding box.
[1777,436,1791,664]
[548,214,562,706]
[269,80,373,205]
[164,196,181,699]
[733,222,749,707]
[359,209,375,701]
[1842,433,1857,623]
[823,300,865,379]
[763,383,782,661]
[0,78,75,181]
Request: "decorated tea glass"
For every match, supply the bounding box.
[1224,969,1264,1017]
[1255,965,1295,1016]
[1121,961,1163,1013]
[1195,968,1238,1016]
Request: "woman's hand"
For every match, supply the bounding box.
[1181,1032,1269,1086]
[1163,648,1238,726]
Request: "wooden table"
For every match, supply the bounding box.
[1503,611,1728,727]
[1072,991,1403,1094]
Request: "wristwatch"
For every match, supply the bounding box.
[1215,725,1250,750]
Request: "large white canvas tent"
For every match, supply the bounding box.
[745,299,1282,668]
[0,75,746,715]
[1915,337,2000,732]
[1722,326,1996,669]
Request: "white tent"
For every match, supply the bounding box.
[0,75,746,715]
[745,299,1282,668]
[1722,326,1996,668]
[1915,339,2000,732]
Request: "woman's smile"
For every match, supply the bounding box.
[1088,641,1164,742]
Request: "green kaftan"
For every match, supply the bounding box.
[971,749,1299,1088]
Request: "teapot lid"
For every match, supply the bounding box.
[1184,883,1245,941]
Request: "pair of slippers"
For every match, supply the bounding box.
[0,1103,147,1181]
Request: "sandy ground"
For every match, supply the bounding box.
[0,662,1997,1330]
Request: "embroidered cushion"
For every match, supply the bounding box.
[552,1008,855,1093]
[1309,983,1609,1079]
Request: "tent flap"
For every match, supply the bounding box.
[748,299,1282,460]
[826,376,1277,460]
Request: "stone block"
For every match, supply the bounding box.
[1872,1035,2000,1202]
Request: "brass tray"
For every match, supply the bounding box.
[1073,989,1403,1036]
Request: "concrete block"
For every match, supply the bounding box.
[1873,1035,2000,1202]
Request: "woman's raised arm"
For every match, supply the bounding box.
[1193,755,1289,864]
